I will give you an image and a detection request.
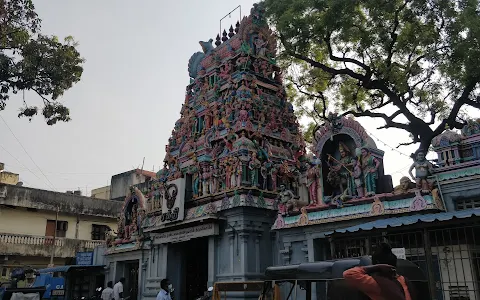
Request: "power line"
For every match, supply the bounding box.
[364,129,413,158]
[0,115,57,191]
[0,143,45,183]
[3,163,111,176]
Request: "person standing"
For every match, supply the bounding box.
[343,243,416,300]
[101,281,114,300]
[156,278,172,300]
[113,277,125,300]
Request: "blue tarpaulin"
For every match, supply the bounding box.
[325,208,480,235]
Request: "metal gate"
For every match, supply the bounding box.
[331,224,480,300]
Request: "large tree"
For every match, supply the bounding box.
[263,0,480,151]
[0,0,83,125]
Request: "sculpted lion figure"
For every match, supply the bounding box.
[393,176,416,194]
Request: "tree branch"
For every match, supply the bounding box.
[432,81,479,135]
[324,35,372,78]
[342,109,410,132]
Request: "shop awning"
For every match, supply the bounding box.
[325,208,480,235]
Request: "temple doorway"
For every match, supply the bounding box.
[125,261,139,300]
[184,237,209,300]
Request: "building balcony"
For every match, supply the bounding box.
[0,232,105,258]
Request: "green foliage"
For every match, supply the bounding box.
[0,0,84,125]
[263,0,480,150]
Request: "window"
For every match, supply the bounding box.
[91,224,109,240]
[1,267,7,277]
[455,198,480,210]
[45,220,68,238]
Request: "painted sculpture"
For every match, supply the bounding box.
[409,149,435,192]
[114,187,146,244]
[393,176,416,195]
[360,147,380,196]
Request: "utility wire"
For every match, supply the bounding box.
[0,143,45,183]
[0,115,57,191]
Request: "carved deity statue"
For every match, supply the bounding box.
[190,156,201,198]
[202,166,211,195]
[306,162,322,206]
[230,158,237,188]
[276,184,296,214]
[260,162,269,190]
[360,147,380,196]
[408,150,434,192]
[249,151,261,186]
[393,176,416,195]
[225,161,232,190]
[352,157,364,198]
[209,165,216,194]
[236,159,243,187]
[270,164,279,191]
[254,34,268,57]
[327,142,355,195]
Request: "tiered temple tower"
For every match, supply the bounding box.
[106,4,310,300]
[157,4,306,199]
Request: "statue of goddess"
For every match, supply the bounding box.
[360,147,380,196]
[254,34,268,57]
[306,162,322,206]
[230,158,237,189]
[352,157,364,198]
[249,151,261,186]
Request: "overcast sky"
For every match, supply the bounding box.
[0,1,477,195]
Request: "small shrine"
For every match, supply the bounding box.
[272,114,446,230]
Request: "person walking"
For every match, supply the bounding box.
[101,281,114,300]
[113,277,125,300]
[343,242,416,300]
[156,278,173,300]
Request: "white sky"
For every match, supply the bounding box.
[0,0,478,195]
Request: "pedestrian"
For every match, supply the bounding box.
[101,281,114,300]
[343,242,416,300]
[156,278,172,300]
[113,277,125,300]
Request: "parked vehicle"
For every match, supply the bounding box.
[32,265,105,300]
[260,256,430,300]
[0,268,46,300]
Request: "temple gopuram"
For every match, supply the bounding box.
[103,4,480,300]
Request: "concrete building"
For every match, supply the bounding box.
[0,183,123,280]
[91,185,111,200]
[0,163,20,186]
[110,169,156,201]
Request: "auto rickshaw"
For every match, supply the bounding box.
[260,256,430,300]
[211,281,280,300]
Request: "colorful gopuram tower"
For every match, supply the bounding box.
[157,4,305,199]
[120,4,309,299]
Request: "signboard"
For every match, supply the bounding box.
[154,223,219,244]
[76,251,94,265]
[51,289,65,296]
[392,248,406,259]
[160,178,186,225]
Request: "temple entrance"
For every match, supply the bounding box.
[125,261,139,300]
[184,237,209,300]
